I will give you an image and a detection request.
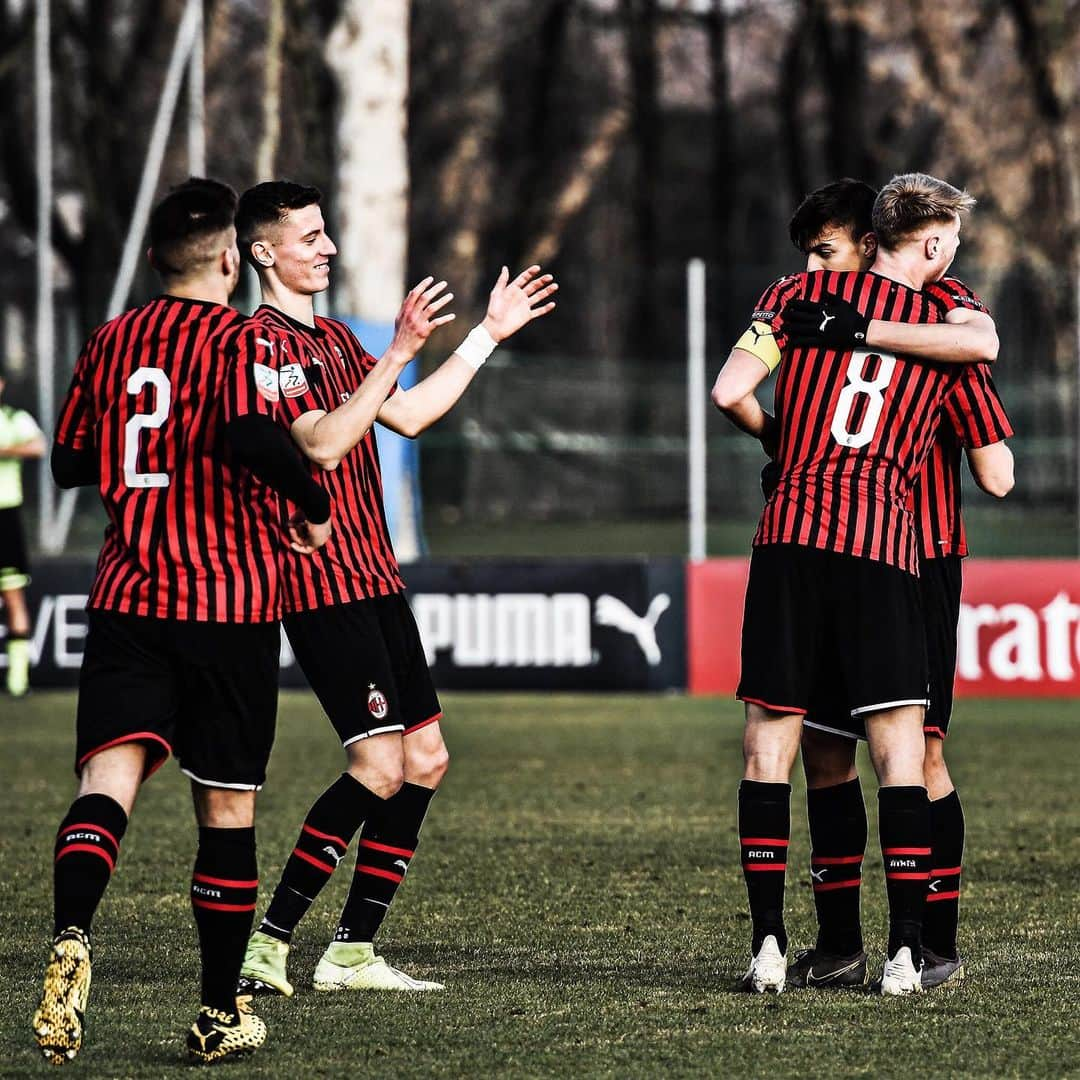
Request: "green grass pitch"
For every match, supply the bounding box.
[1,692,1077,1078]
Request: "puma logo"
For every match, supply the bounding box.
[818,311,836,332]
[810,868,827,883]
[594,594,671,666]
[323,846,344,866]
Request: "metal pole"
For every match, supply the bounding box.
[34,0,55,551]
[187,0,206,175]
[687,258,707,563]
[49,0,201,554]
[106,0,200,320]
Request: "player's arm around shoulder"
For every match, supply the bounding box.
[377,264,557,439]
[865,277,999,364]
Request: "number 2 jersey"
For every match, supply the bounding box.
[736,268,1005,574]
[54,295,317,623]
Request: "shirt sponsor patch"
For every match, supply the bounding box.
[752,309,776,323]
[252,363,280,402]
[279,363,310,398]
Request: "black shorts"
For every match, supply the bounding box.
[284,593,442,748]
[76,611,280,789]
[738,544,928,740]
[0,506,30,590]
[920,555,962,739]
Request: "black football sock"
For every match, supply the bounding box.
[259,774,383,943]
[878,785,931,959]
[807,778,867,956]
[53,793,129,936]
[923,788,964,960]
[191,827,258,1016]
[335,783,436,944]
[738,780,791,955]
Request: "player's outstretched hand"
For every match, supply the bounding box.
[390,277,457,357]
[783,295,869,349]
[288,511,332,554]
[481,265,558,344]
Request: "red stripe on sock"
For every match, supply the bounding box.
[741,838,790,847]
[358,839,414,858]
[192,899,258,913]
[293,848,337,875]
[813,878,861,892]
[742,863,787,872]
[356,864,404,883]
[925,890,961,902]
[883,847,931,855]
[886,872,930,881]
[931,866,962,876]
[55,843,115,871]
[811,855,863,865]
[302,824,348,849]
[192,872,259,889]
[60,823,120,849]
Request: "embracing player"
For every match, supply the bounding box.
[776,180,1013,991]
[33,179,330,1065]
[712,173,1005,995]
[228,182,557,996]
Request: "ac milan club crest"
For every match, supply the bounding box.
[367,684,388,720]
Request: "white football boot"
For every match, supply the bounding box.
[741,934,787,994]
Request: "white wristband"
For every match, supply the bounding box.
[455,324,498,370]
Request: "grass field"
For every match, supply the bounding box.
[1,692,1078,1078]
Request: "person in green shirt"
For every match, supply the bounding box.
[0,365,46,696]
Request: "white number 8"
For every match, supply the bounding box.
[830,350,897,449]
[124,368,172,488]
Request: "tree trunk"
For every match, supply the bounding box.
[325,0,410,321]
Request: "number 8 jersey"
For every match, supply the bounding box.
[738,269,985,575]
[54,295,317,622]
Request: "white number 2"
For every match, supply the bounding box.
[830,350,897,449]
[124,368,172,488]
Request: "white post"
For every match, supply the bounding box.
[687,258,707,563]
[34,0,55,551]
[187,0,205,176]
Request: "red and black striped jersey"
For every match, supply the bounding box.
[744,269,976,574]
[252,305,404,612]
[54,296,314,622]
[913,279,1013,559]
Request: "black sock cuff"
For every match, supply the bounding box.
[7,632,29,642]
[64,793,129,840]
[878,785,927,810]
[739,780,791,804]
[196,827,257,876]
[930,788,962,812]
[807,777,863,812]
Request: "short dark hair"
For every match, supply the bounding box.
[788,178,878,253]
[236,181,323,266]
[148,177,237,279]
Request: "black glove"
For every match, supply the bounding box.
[782,295,869,349]
[760,460,781,500]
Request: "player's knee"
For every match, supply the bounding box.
[406,744,449,789]
[193,786,255,828]
[347,759,405,799]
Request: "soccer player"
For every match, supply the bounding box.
[776,181,1013,991]
[712,173,1000,995]
[0,366,46,696]
[34,178,332,1065]
[231,182,557,996]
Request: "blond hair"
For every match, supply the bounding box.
[872,173,976,250]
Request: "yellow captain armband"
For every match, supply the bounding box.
[733,322,782,372]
